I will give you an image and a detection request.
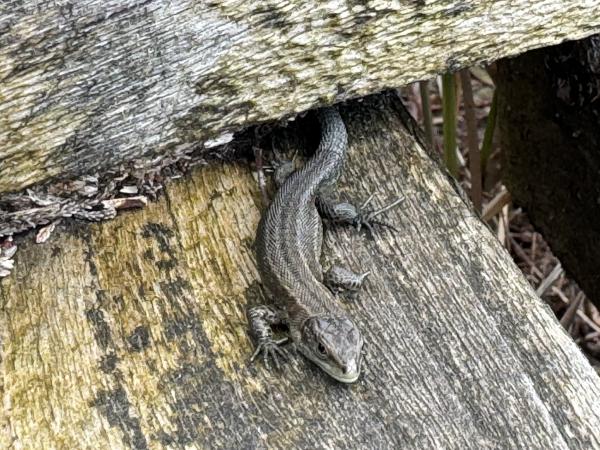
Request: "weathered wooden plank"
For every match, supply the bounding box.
[2,1,600,194]
[1,93,599,449]
[495,36,600,309]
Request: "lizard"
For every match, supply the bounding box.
[248,106,400,383]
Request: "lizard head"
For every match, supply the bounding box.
[298,315,364,383]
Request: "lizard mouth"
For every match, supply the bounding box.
[310,350,362,384]
[332,370,360,383]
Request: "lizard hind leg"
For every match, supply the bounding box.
[271,142,298,187]
[247,305,289,369]
[273,159,296,188]
[317,195,404,236]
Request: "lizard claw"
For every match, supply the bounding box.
[354,214,399,235]
[354,196,404,235]
[250,337,289,370]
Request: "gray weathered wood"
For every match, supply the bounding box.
[1,93,599,449]
[495,35,600,309]
[2,1,600,194]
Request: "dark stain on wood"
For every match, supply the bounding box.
[140,222,174,253]
[156,258,176,271]
[445,2,473,16]
[91,386,149,450]
[85,307,113,350]
[142,248,154,261]
[252,4,293,30]
[99,352,119,374]
[127,326,151,352]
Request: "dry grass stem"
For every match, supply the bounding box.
[459,69,482,212]
[482,188,511,221]
[536,263,564,297]
[560,292,585,330]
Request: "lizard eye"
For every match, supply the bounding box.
[317,343,328,358]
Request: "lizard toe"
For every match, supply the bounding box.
[250,338,289,371]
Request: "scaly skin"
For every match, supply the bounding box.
[252,107,364,383]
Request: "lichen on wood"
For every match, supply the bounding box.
[1,93,600,449]
[2,0,600,194]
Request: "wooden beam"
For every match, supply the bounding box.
[2,93,599,448]
[2,1,600,194]
[495,36,600,309]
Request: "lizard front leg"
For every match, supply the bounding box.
[247,305,289,369]
[324,266,370,294]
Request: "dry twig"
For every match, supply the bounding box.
[536,263,564,297]
[482,188,511,221]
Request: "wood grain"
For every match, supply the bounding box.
[1,93,599,449]
[2,1,600,193]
